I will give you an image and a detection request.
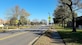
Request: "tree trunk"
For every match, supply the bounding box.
[64,20,65,28]
[62,20,64,27]
[63,0,76,32]
[62,17,64,27]
[72,13,76,32]
[70,6,76,32]
[59,23,60,26]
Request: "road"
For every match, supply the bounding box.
[0,25,49,45]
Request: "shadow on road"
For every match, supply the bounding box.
[0,29,46,34]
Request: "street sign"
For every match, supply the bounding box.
[48,16,51,24]
[48,16,51,21]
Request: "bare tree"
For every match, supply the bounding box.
[21,9,30,17]
[19,9,30,25]
[40,19,47,25]
[60,0,82,32]
[6,5,20,20]
[32,19,40,25]
[6,5,30,26]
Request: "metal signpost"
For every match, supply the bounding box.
[48,15,51,26]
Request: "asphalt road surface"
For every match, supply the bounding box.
[0,25,49,45]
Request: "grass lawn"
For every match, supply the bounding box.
[53,24,82,45]
[0,26,31,29]
[58,29,82,45]
[0,26,31,32]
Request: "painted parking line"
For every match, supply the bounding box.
[0,32,27,40]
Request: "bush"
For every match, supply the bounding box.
[0,30,6,33]
[19,26,29,29]
[51,24,64,29]
[7,26,18,29]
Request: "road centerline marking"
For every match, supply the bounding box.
[0,32,27,40]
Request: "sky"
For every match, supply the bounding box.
[0,0,59,22]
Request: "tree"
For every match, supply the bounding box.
[27,19,31,25]
[21,9,30,17]
[54,4,77,27]
[19,9,30,25]
[60,0,82,32]
[19,16,27,25]
[6,5,30,26]
[40,19,47,25]
[6,5,20,26]
[54,5,69,27]
[32,19,40,25]
[6,5,20,19]
[10,17,18,26]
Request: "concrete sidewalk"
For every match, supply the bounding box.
[33,29,65,45]
[51,29,65,45]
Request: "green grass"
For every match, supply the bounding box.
[0,30,6,32]
[7,26,18,29]
[0,26,31,29]
[51,24,64,30]
[0,26,32,33]
[18,26,30,29]
[53,24,82,45]
[58,30,82,45]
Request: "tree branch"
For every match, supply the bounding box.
[74,8,82,11]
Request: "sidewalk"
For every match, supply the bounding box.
[34,29,65,45]
[51,29,65,45]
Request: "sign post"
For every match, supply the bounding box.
[48,15,51,25]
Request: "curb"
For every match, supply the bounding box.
[28,35,40,45]
[28,30,47,45]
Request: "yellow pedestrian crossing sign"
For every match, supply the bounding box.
[48,15,51,24]
[48,16,51,21]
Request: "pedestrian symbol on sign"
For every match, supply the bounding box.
[48,15,51,24]
[48,16,51,20]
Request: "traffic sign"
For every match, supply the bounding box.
[48,16,51,21]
